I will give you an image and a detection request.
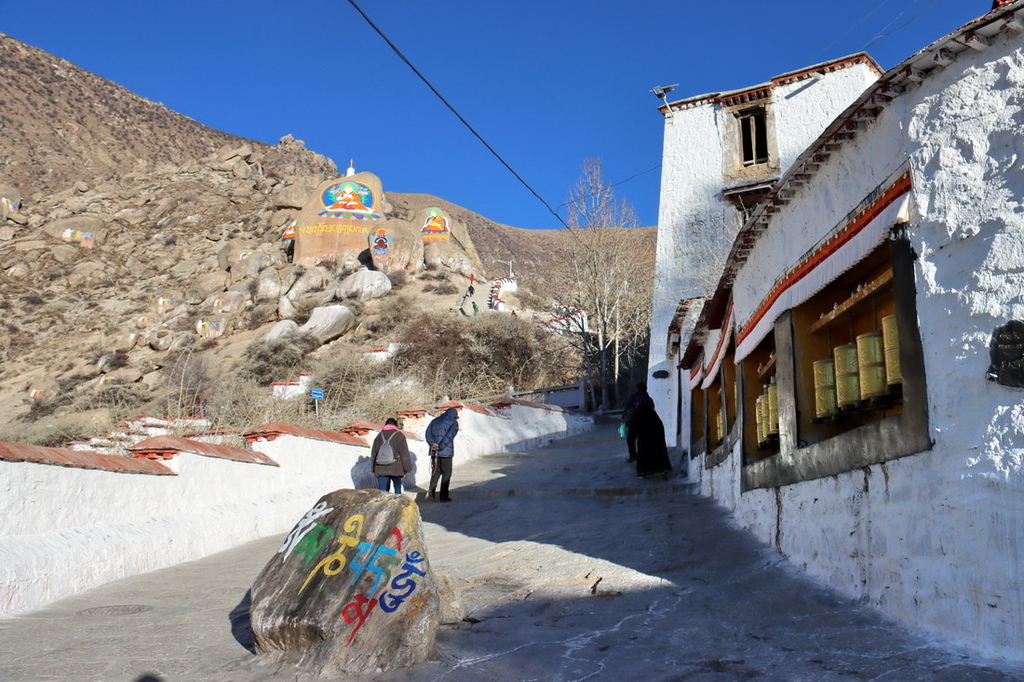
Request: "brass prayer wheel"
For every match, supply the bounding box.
[834,343,860,409]
[882,314,902,386]
[813,358,838,419]
[857,330,887,400]
[755,394,765,444]
[767,381,779,436]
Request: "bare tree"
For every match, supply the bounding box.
[555,158,654,410]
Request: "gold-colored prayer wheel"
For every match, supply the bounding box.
[767,381,779,436]
[755,395,765,444]
[881,314,902,387]
[857,330,887,400]
[834,343,860,409]
[718,409,726,444]
[813,358,838,419]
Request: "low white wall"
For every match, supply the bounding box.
[0,405,592,617]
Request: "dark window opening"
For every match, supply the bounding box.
[738,107,769,166]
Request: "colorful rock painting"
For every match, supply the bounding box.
[6,265,28,278]
[157,297,177,313]
[317,181,382,220]
[371,229,391,255]
[282,221,297,241]
[420,208,450,243]
[61,228,94,247]
[196,319,224,339]
[279,500,430,647]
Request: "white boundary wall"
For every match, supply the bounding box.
[0,405,592,617]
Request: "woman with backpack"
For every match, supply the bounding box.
[371,418,412,494]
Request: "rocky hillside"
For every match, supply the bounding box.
[0,32,653,443]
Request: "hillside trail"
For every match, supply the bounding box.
[0,421,1021,681]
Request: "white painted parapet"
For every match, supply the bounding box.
[0,401,592,617]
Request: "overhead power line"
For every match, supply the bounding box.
[344,0,568,228]
[555,164,662,213]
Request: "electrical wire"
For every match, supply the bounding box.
[860,0,940,51]
[344,0,568,228]
[556,164,662,213]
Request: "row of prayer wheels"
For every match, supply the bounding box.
[813,314,902,419]
[755,377,779,448]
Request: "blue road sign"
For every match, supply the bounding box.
[310,388,324,400]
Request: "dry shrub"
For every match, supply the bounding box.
[386,269,408,288]
[161,349,218,419]
[204,378,318,431]
[0,411,113,447]
[373,293,421,335]
[75,382,153,424]
[238,331,320,386]
[256,346,434,429]
[394,312,579,399]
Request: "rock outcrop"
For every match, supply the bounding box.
[250,490,439,677]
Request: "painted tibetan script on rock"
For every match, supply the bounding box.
[250,489,439,677]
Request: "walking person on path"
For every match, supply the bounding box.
[426,407,459,502]
[632,399,672,478]
[622,382,651,463]
[371,418,412,494]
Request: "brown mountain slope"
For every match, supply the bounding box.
[0,32,654,444]
[0,32,335,197]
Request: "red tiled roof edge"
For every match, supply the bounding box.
[242,423,369,448]
[0,441,176,475]
[490,397,565,413]
[129,436,279,466]
[437,401,495,416]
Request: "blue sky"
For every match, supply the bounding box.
[1,0,992,229]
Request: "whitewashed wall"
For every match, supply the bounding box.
[0,406,592,617]
[694,28,1024,660]
[648,63,878,445]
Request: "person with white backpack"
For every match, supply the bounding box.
[371,418,412,494]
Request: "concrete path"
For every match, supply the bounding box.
[1,421,1022,681]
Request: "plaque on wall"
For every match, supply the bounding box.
[988,320,1024,388]
[652,370,671,379]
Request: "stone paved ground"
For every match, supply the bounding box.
[1,421,1022,681]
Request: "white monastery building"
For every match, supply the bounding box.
[647,0,1024,661]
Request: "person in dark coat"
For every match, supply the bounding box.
[622,382,651,462]
[426,408,459,502]
[371,418,412,494]
[633,400,672,478]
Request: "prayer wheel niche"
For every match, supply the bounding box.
[882,314,902,387]
[834,343,860,409]
[813,358,838,419]
[856,331,887,400]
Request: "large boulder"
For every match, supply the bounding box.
[286,265,331,301]
[250,490,439,677]
[336,269,392,301]
[292,172,386,268]
[298,305,356,343]
[42,216,108,247]
[264,319,299,340]
[368,218,423,275]
[217,238,258,271]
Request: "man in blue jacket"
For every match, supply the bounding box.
[426,408,459,502]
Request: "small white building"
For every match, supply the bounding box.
[651,0,1024,660]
